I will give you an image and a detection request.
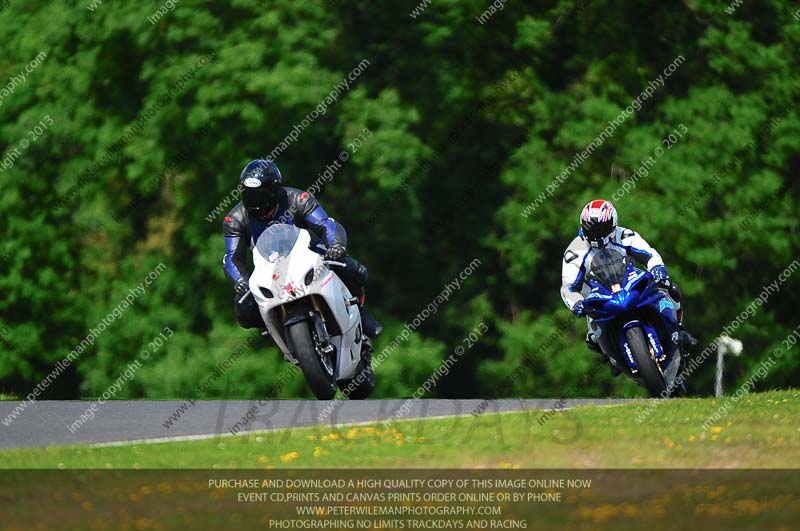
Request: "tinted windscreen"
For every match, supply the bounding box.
[589,248,628,289]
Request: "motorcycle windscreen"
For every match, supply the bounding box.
[588,248,628,290]
[253,224,312,300]
[254,224,302,262]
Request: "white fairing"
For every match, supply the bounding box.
[248,225,363,381]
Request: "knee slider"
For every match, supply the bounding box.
[356,264,368,284]
[668,282,682,303]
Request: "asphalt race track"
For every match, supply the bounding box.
[0,399,632,449]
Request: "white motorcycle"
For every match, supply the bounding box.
[246,224,374,400]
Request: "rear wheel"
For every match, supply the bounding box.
[287,321,336,400]
[626,327,666,398]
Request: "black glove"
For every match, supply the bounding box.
[234,277,250,298]
[324,240,346,261]
[572,301,586,318]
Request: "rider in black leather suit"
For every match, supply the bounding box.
[222,159,382,338]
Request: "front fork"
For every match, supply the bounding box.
[593,320,668,374]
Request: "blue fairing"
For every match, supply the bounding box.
[584,261,678,373]
[583,267,664,322]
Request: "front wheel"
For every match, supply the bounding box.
[287,321,336,400]
[626,327,667,398]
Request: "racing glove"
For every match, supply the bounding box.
[572,300,586,318]
[234,277,250,298]
[650,265,669,286]
[324,240,346,262]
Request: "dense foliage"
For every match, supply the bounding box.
[0,0,797,400]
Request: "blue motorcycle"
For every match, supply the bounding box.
[583,249,685,397]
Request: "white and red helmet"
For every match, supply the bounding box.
[580,199,618,247]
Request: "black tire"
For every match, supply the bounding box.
[338,344,375,400]
[287,321,336,400]
[626,326,667,398]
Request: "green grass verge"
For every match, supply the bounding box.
[1,390,797,469]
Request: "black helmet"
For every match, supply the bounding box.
[240,159,282,216]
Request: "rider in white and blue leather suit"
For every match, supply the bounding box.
[560,200,696,369]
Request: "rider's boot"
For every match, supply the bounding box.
[357,293,382,338]
[670,286,697,350]
[678,329,698,349]
[675,310,698,349]
[361,309,383,338]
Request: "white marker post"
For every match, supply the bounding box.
[715,334,743,398]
